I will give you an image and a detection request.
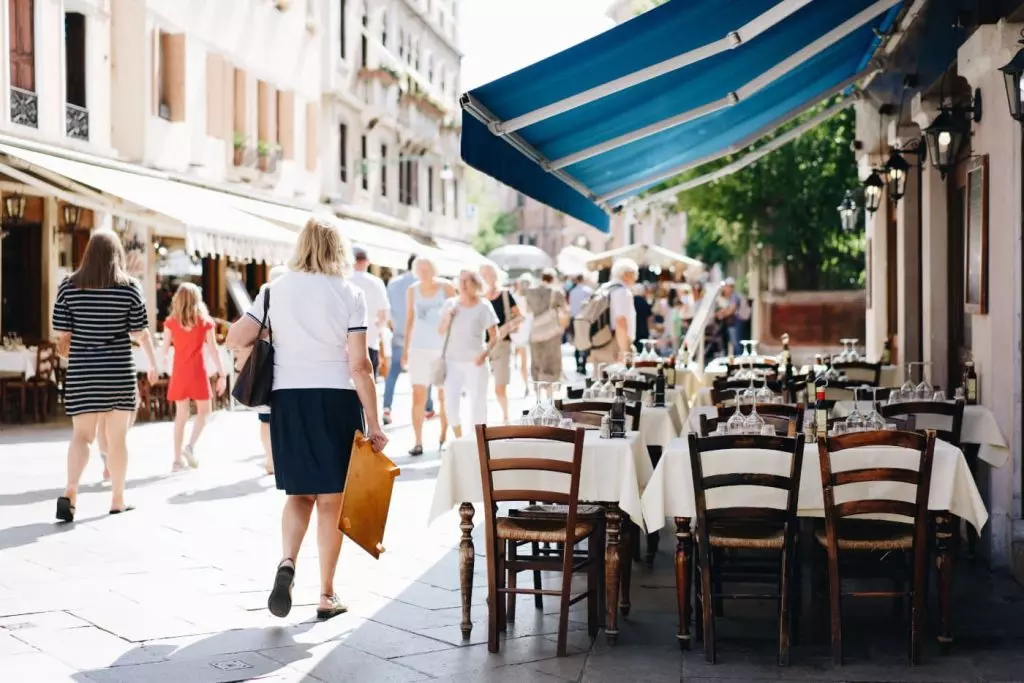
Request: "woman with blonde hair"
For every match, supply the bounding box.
[438,270,499,437]
[51,231,158,521]
[161,282,226,471]
[401,255,455,455]
[227,216,387,621]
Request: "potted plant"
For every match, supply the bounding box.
[257,140,271,172]
[233,132,246,166]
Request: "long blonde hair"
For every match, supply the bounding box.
[288,216,352,276]
[71,230,131,289]
[169,282,210,329]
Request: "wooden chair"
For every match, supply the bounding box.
[711,378,783,407]
[878,400,965,446]
[716,403,805,437]
[725,361,779,378]
[2,343,57,422]
[815,430,937,665]
[475,425,603,656]
[687,432,806,665]
[556,399,642,432]
[832,361,882,386]
[559,411,604,429]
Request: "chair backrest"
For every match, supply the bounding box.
[476,425,587,545]
[559,411,604,429]
[878,400,965,447]
[622,377,653,394]
[687,432,805,531]
[566,386,585,400]
[556,399,642,431]
[717,402,805,437]
[35,342,57,382]
[711,378,783,407]
[817,429,936,555]
[833,361,882,386]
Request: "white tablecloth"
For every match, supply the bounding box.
[831,402,1009,468]
[133,346,233,377]
[0,349,37,378]
[640,437,988,534]
[639,405,680,449]
[430,430,653,527]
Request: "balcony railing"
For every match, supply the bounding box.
[10,86,38,128]
[66,103,89,141]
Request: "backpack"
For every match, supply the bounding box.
[572,283,623,352]
[736,295,752,322]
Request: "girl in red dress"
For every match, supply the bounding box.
[161,283,226,471]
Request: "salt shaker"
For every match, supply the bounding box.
[599,414,611,439]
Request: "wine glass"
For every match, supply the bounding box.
[849,338,860,361]
[726,406,746,434]
[526,382,546,424]
[838,339,850,362]
[900,364,917,402]
[750,340,760,361]
[933,388,947,402]
[645,339,658,361]
[754,377,774,404]
[915,362,933,401]
[740,340,752,359]
[865,386,886,430]
[744,393,765,434]
[845,386,866,432]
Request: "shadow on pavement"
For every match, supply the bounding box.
[167,477,276,505]
[0,515,108,552]
[0,474,169,508]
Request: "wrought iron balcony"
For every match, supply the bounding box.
[10,86,38,128]
[66,103,89,141]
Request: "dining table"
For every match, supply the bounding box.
[0,348,43,379]
[640,435,987,652]
[429,429,653,644]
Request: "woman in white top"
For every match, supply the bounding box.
[438,270,499,438]
[227,218,387,622]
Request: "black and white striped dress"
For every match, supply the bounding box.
[52,277,148,416]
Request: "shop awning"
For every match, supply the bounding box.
[330,217,431,271]
[460,0,900,231]
[431,238,502,278]
[586,244,704,272]
[0,144,296,264]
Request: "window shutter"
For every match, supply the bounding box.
[8,0,35,91]
[277,91,295,160]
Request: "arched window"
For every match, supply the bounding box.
[380,9,388,46]
[426,54,434,83]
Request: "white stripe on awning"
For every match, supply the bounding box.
[0,144,296,264]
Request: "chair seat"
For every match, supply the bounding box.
[702,522,786,550]
[814,520,913,551]
[509,503,604,520]
[496,517,594,544]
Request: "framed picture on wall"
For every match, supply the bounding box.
[964,155,988,314]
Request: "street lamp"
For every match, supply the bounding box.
[884,149,911,203]
[62,203,83,233]
[837,190,859,232]
[862,169,885,214]
[3,193,26,223]
[923,91,980,178]
[999,31,1024,123]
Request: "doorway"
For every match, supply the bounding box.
[0,220,43,341]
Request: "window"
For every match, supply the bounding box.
[339,0,346,59]
[360,1,368,67]
[9,0,35,94]
[64,12,86,107]
[628,223,635,245]
[413,38,420,70]
[399,159,408,204]
[427,166,434,211]
[339,123,348,182]
[380,144,387,197]
[156,31,185,121]
[380,9,388,46]
[410,161,419,206]
[360,135,368,190]
[257,80,277,152]
[426,55,434,82]
[439,69,445,96]
[398,27,405,58]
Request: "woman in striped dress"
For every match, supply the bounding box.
[51,231,158,521]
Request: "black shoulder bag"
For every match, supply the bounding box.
[232,289,274,407]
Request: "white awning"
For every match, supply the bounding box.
[556,245,596,276]
[586,244,704,272]
[330,217,431,271]
[431,238,503,278]
[0,144,296,264]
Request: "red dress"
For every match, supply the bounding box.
[166,317,213,401]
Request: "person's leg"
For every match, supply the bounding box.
[493,342,510,423]
[186,400,211,463]
[411,384,427,451]
[494,383,509,424]
[469,363,490,428]
[314,493,345,608]
[444,364,464,440]
[173,400,189,468]
[64,413,99,506]
[728,324,741,356]
[260,419,274,474]
[96,413,111,482]
[425,385,435,416]
[103,410,134,511]
[517,346,529,391]
[383,344,402,413]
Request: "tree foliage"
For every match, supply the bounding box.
[658,101,865,290]
[473,210,518,254]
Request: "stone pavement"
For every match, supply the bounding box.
[2,363,1024,682]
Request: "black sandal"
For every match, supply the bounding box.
[109,505,136,515]
[316,593,347,620]
[408,445,424,457]
[56,496,75,523]
[268,559,295,618]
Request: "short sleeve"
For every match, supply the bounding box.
[482,301,499,327]
[52,278,72,332]
[246,285,269,325]
[609,287,630,320]
[128,280,148,332]
[348,288,368,333]
[377,278,390,314]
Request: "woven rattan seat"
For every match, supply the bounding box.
[703,522,786,550]
[496,517,593,543]
[814,520,913,551]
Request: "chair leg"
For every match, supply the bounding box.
[699,544,716,664]
[712,547,724,616]
[532,541,543,609]
[497,541,508,632]
[556,542,576,657]
[620,522,633,617]
[826,549,843,665]
[505,541,516,624]
[18,386,26,423]
[777,545,793,667]
[486,538,500,654]
[909,549,926,665]
[694,561,704,642]
[587,533,600,638]
[791,542,803,646]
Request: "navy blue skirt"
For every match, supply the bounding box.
[269,389,365,495]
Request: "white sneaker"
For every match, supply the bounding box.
[182,445,199,468]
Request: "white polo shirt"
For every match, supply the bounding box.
[348,269,390,349]
[607,279,636,342]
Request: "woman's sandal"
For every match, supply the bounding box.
[408,445,424,457]
[109,505,136,515]
[268,559,295,618]
[316,593,347,620]
[56,496,75,523]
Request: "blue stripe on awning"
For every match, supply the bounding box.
[460,0,901,231]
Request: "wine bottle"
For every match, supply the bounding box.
[654,363,666,407]
[803,368,815,405]
[815,386,828,439]
[964,361,978,405]
[665,356,677,387]
[610,382,627,438]
[680,341,690,367]
[780,333,791,366]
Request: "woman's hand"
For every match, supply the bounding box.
[215,375,227,396]
[146,367,159,385]
[401,350,409,370]
[366,425,389,453]
[475,351,488,367]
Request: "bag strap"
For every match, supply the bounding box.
[440,303,456,356]
[258,287,272,345]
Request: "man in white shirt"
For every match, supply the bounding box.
[348,247,390,377]
[608,258,639,359]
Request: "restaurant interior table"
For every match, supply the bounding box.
[0,347,57,380]
[640,435,987,652]
[429,429,652,644]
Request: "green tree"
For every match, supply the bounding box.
[657,101,864,290]
[473,210,518,254]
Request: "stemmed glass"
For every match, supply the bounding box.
[849,339,860,361]
[525,382,548,424]
[915,362,933,401]
[644,339,658,361]
[754,377,774,404]
[838,339,851,362]
[539,382,563,426]
[865,386,886,430]
[845,386,866,432]
[740,340,753,359]
[726,405,746,434]
[900,364,917,402]
[749,340,760,361]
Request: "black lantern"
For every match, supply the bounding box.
[862,170,884,214]
[924,108,966,177]
[837,190,859,232]
[884,150,910,203]
[999,33,1024,123]
[62,203,83,233]
[3,193,26,223]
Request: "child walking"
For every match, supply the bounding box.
[162,283,225,471]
